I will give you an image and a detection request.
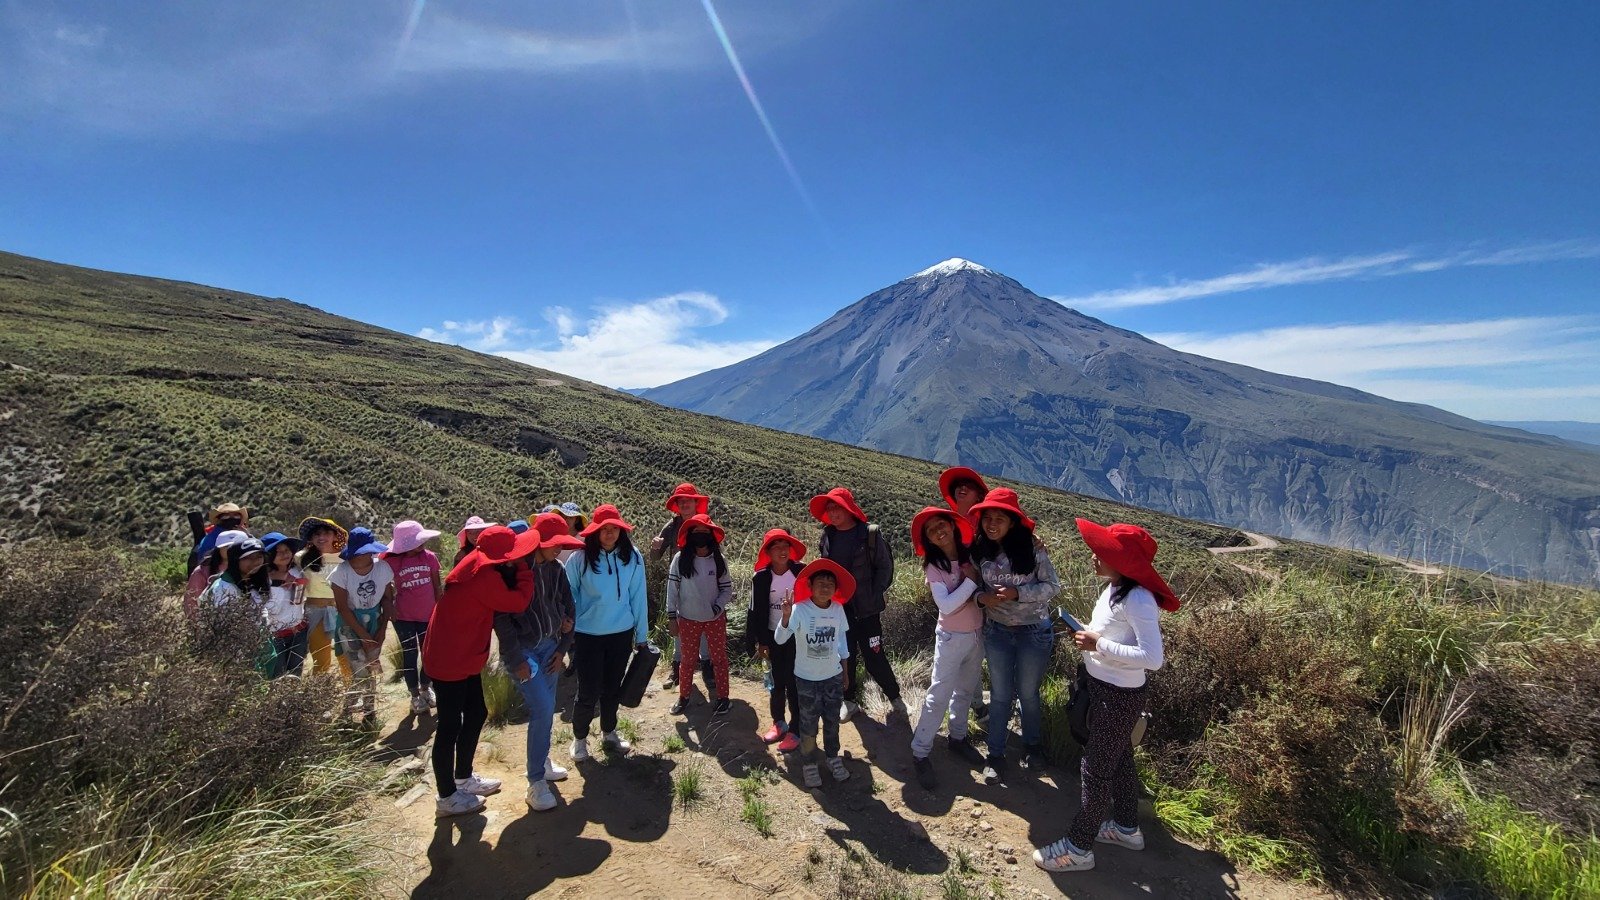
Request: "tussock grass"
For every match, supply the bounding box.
[672,760,704,807]
[480,665,522,726]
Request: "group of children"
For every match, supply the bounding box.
[183,469,1176,874]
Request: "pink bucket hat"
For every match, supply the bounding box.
[457,515,498,548]
[388,520,442,555]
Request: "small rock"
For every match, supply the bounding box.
[1005,855,1018,865]
[971,808,983,819]
[986,842,996,851]
[395,784,430,809]
[980,822,994,832]
[906,820,930,841]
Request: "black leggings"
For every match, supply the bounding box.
[431,674,486,797]
[572,629,633,739]
[394,620,431,695]
[844,610,901,703]
[768,638,801,725]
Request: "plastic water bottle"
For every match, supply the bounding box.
[763,658,774,693]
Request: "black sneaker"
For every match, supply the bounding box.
[1021,745,1048,770]
[982,754,1008,786]
[913,756,936,790]
[713,698,732,716]
[971,701,989,721]
[669,698,688,715]
[700,660,717,692]
[661,672,680,691]
[946,735,986,768]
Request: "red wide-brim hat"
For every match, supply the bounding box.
[966,487,1036,531]
[1074,518,1181,612]
[675,513,726,548]
[808,487,868,525]
[938,466,990,513]
[794,558,856,604]
[532,512,585,550]
[664,483,710,516]
[473,525,543,564]
[581,504,636,536]
[910,506,976,557]
[753,528,807,572]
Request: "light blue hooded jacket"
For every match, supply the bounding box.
[564,546,649,643]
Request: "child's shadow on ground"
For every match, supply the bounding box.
[802,754,950,875]
[411,805,611,899]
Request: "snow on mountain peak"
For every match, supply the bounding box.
[911,258,993,279]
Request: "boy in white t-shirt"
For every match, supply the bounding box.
[773,558,855,788]
[329,527,397,724]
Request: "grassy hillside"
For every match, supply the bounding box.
[3,250,1599,897]
[0,249,1235,572]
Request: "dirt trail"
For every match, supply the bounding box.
[363,667,1329,899]
[1206,532,1281,555]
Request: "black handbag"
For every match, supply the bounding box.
[618,642,661,709]
[1068,663,1092,746]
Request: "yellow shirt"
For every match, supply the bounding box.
[302,553,343,603]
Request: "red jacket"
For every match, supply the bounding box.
[422,554,533,683]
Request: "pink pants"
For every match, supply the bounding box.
[676,616,730,700]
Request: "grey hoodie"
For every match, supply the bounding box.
[978,548,1061,627]
[666,552,733,622]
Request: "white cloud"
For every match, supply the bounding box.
[1056,240,1600,310]
[418,291,777,389]
[1152,316,1600,421]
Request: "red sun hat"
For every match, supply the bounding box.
[794,558,856,605]
[910,506,976,557]
[532,512,585,550]
[580,504,636,536]
[753,528,807,572]
[967,487,1036,531]
[938,466,991,513]
[808,487,868,525]
[1074,518,1181,612]
[473,524,542,564]
[675,513,726,548]
[664,483,710,516]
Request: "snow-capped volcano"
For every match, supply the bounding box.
[644,260,1600,583]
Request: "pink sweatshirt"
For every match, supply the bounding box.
[924,562,982,633]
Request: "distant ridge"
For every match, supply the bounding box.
[647,260,1600,584]
[1486,420,1600,450]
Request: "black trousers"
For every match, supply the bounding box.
[572,629,633,739]
[844,609,900,703]
[768,637,802,725]
[431,674,486,798]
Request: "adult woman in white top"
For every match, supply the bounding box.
[1034,518,1180,875]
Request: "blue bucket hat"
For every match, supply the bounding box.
[260,531,303,559]
[507,519,530,534]
[341,526,388,560]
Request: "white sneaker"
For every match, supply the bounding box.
[526,780,557,812]
[544,759,569,782]
[802,764,822,788]
[435,789,486,819]
[602,730,631,754]
[571,738,590,761]
[409,694,428,715]
[1033,837,1095,872]
[455,773,502,796]
[839,701,860,722]
[1096,821,1146,850]
[826,757,850,782]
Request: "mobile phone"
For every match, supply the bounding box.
[1055,607,1086,634]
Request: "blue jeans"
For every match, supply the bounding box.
[795,673,844,758]
[982,619,1054,757]
[514,637,561,780]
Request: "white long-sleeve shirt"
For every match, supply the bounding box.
[1082,583,1165,688]
[773,600,850,681]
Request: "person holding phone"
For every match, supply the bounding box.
[1034,518,1178,874]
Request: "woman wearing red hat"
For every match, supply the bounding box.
[651,483,713,693]
[563,504,650,762]
[423,525,541,819]
[939,467,990,520]
[968,488,1061,785]
[773,558,856,788]
[745,528,807,752]
[908,507,987,790]
[811,487,902,722]
[665,514,735,716]
[1033,519,1175,874]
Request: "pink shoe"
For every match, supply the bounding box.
[761,722,787,744]
[776,732,801,753]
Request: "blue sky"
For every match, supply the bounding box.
[2,1,1598,420]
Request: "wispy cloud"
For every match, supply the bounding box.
[0,3,819,136]
[418,291,777,389]
[1152,316,1600,421]
[1056,240,1600,310]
